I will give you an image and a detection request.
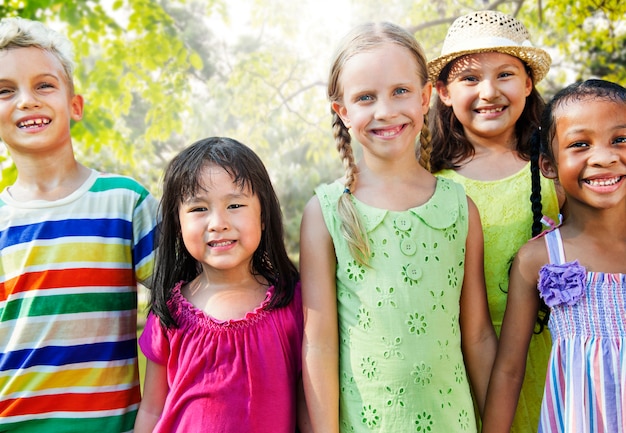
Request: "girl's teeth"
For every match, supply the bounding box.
[586,176,621,186]
[376,126,402,137]
[478,107,503,113]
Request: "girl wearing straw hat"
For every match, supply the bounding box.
[428,10,563,433]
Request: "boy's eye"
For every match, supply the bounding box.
[38,82,56,90]
[614,136,626,144]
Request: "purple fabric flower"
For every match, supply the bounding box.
[538,261,586,308]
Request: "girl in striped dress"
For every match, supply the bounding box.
[482,79,626,433]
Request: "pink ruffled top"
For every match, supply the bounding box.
[139,281,303,433]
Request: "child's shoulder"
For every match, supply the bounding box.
[515,228,552,273]
[91,170,153,197]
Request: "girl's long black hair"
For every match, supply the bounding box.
[149,137,299,328]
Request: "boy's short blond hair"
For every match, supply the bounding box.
[0,17,76,93]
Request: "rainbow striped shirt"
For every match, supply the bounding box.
[0,170,158,433]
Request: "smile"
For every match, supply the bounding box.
[209,240,235,247]
[372,124,405,137]
[475,107,504,114]
[18,118,50,128]
[584,176,623,187]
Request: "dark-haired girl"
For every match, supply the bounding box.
[428,11,563,431]
[484,79,626,433]
[134,137,305,433]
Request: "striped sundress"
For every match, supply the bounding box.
[538,228,626,433]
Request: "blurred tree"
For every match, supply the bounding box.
[1,0,624,257]
[542,0,626,88]
[0,0,218,189]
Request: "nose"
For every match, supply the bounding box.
[374,97,398,120]
[588,144,619,167]
[16,89,42,110]
[478,79,499,100]
[207,210,229,232]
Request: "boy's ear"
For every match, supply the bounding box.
[539,154,557,179]
[435,80,453,107]
[70,94,84,121]
[331,101,350,129]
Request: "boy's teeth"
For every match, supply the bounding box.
[19,118,50,128]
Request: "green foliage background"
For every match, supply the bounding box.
[1,0,625,258]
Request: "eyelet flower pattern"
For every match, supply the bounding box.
[318,178,476,431]
[538,260,586,307]
[415,411,434,431]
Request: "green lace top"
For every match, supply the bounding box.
[316,177,477,432]
[437,163,559,433]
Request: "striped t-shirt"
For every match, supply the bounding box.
[0,170,158,433]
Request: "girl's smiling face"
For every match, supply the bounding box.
[436,51,532,146]
[178,164,263,276]
[542,98,626,210]
[332,42,431,162]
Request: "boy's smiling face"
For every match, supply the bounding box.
[0,46,83,156]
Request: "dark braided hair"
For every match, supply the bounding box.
[529,129,551,333]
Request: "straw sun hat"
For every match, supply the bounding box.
[427,10,551,84]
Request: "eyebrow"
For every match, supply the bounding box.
[182,189,251,203]
[0,73,61,83]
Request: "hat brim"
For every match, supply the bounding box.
[428,46,551,84]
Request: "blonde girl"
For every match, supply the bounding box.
[300,22,496,433]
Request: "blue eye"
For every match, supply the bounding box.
[357,94,373,102]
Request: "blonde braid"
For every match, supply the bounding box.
[333,112,371,265]
[418,114,432,171]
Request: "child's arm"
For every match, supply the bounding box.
[482,239,545,432]
[458,198,498,415]
[300,196,340,433]
[134,359,168,433]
